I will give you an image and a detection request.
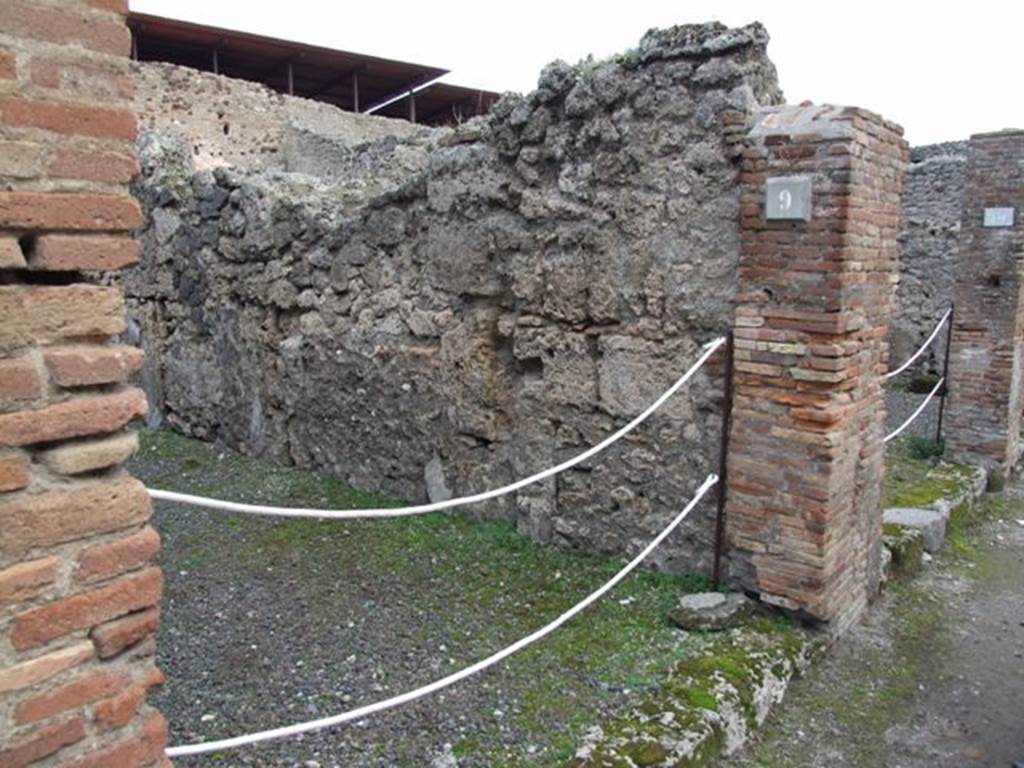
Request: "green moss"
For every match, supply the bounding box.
[883,523,924,580]
[682,688,719,711]
[574,623,810,767]
[133,428,717,768]
[884,440,975,509]
[621,739,669,766]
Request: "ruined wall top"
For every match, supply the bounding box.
[134,60,424,172]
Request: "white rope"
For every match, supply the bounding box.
[883,377,945,444]
[165,472,720,757]
[884,307,952,381]
[148,337,726,519]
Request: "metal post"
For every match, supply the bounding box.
[287,62,294,96]
[711,331,734,588]
[352,72,360,112]
[212,48,219,75]
[409,91,416,123]
[131,30,138,61]
[935,303,955,445]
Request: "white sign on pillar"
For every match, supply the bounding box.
[983,207,1015,228]
[765,176,812,221]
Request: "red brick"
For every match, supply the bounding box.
[0,2,130,57]
[0,388,146,447]
[14,669,126,725]
[0,452,29,492]
[91,607,160,659]
[47,147,139,187]
[0,717,86,768]
[11,566,163,650]
[41,431,140,476]
[0,475,151,563]
[92,681,145,730]
[29,55,133,103]
[0,96,136,141]
[0,284,126,354]
[60,711,167,768]
[0,192,142,232]
[44,344,144,385]
[76,525,159,584]
[0,48,15,80]
[0,643,93,694]
[0,356,44,403]
[0,556,57,605]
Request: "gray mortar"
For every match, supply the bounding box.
[124,21,783,573]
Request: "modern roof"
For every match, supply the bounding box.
[127,12,501,125]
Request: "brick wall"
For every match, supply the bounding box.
[944,130,1024,473]
[0,2,167,766]
[725,105,908,633]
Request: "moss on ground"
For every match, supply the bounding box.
[571,621,813,767]
[884,438,976,509]
[882,523,925,580]
[135,428,720,767]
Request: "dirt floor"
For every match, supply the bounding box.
[723,484,1024,768]
[131,429,739,767]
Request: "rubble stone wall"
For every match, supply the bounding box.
[134,60,422,173]
[890,142,967,374]
[125,22,783,571]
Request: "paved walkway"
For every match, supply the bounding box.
[723,485,1024,768]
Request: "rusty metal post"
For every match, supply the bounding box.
[711,331,734,588]
[935,303,955,445]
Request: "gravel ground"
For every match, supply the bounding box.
[722,481,1024,768]
[885,389,941,441]
[131,430,715,767]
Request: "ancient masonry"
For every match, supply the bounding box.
[891,141,966,374]
[0,1,168,766]
[726,105,908,630]
[126,22,783,573]
[944,131,1024,471]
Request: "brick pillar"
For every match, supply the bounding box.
[725,105,908,633]
[944,130,1024,474]
[0,2,169,767]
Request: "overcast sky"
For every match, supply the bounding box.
[130,0,1022,147]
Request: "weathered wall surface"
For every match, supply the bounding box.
[891,142,966,373]
[945,130,1024,472]
[726,105,908,631]
[126,22,783,571]
[134,60,423,173]
[0,1,166,766]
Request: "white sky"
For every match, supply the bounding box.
[130,0,1022,146]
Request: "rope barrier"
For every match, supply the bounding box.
[165,472,720,757]
[883,377,945,444]
[884,307,952,381]
[148,337,727,520]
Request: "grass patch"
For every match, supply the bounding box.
[133,427,717,767]
[884,438,975,509]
